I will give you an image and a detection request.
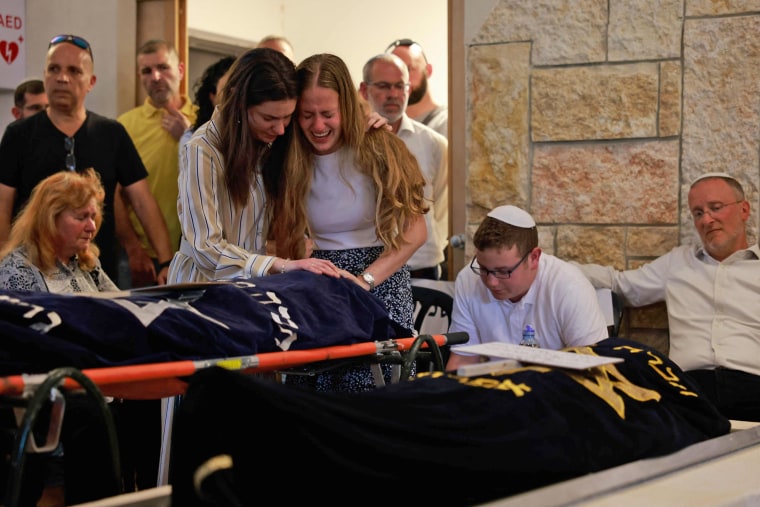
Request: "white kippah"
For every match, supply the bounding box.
[690,172,738,187]
[487,205,536,228]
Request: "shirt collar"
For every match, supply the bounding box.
[143,95,194,116]
[397,114,414,136]
[695,243,760,262]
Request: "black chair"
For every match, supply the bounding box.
[610,290,624,337]
[596,288,624,338]
[411,282,454,372]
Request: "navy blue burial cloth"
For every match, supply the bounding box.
[0,271,404,374]
[170,337,730,506]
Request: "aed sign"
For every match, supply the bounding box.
[0,0,27,90]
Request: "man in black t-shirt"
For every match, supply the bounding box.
[0,34,173,285]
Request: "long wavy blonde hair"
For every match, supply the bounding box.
[0,168,105,272]
[271,53,428,259]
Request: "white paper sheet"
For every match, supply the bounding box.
[455,342,624,374]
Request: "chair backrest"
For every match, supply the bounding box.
[596,288,623,337]
[411,280,455,335]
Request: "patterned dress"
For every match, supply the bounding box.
[285,247,415,392]
[0,247,118,293]
[284,148,418,393]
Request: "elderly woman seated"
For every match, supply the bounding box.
[0,167,117,293]
[0,168,118,506]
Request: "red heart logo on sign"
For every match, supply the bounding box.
[0,40,20,64]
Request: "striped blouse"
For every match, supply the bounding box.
[168,111,275,283]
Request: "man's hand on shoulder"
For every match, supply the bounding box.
[365,112,391,131]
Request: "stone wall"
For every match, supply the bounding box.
[464,0,760,354]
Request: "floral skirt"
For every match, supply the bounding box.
[284,246,415,392]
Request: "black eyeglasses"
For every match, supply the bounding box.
[367,81,410,92]
[470,250,532,280]
[49,34,94,61]
[690,200,743,220]
[64,137,76,172]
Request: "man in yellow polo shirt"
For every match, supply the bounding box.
[118,39,197,288]
[115,40,198,495]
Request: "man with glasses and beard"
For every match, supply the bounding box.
[0,34,173,285]
[446,205,608,371]
[386,38,448,139]
[577,173,760,422]
[360,53,448,281]
[386,39,451,278]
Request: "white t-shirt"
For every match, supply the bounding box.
[450,253,609,351]
[307,148,382,250]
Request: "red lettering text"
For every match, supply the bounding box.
[0,15,23,29]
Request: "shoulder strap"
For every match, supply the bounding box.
[421,106,445,126]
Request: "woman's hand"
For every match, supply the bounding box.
[287,258,341,277]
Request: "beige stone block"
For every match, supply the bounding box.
[532,140,679,223]
[532,64,659,141]
[608,0,682,61]
[681,15,760,246]
[474,0,607,65]
[467,206,490,230]
[687,0,760,15]
[538,226,555,255]
[556,225,625,268]
[468,43,531,211]
[682,16,760,187]
[659,61,682,136]
[628,258,659,270]
[629,302,669,330]
[626,227,679,256]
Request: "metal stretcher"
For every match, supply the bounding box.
[9,334,759,507]
[0,331,467,507]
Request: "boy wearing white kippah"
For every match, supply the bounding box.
[576,173,760,422]
[446,205,608,371]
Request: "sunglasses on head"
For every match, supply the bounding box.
[385,38,419,52]
[385,38,428,63]
[49,34,94,61]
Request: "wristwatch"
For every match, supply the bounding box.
[360,272,375,291]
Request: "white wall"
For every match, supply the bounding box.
[0,0,135,134]
[186,0,448,108]
[0,0,447,136]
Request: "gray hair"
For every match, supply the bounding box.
[362,53,409,83]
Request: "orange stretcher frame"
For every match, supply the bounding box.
[0,331,466,506]
[0,332,467,400]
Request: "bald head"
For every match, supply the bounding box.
[44,41,96,115]
[257,35,294,62]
